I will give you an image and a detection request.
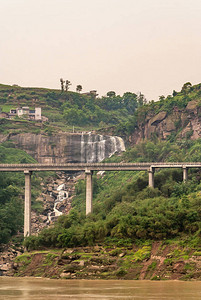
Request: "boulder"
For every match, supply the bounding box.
[150,111,167,126]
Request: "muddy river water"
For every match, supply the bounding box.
[0,277,201,299]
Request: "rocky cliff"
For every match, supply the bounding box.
[6,132,125,163]
[129,100,201,144]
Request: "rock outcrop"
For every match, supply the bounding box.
[129,100,201,144]
[0,244,23,276]
[13,242,201,280]
[8,132,125,163]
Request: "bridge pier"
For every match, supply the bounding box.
[85,170,93,215]
[24,171,32,237]
[148,167,155,188]
[183,166,188,182]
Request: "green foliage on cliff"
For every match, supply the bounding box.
[24,139,201,250]
[115,82,201,136]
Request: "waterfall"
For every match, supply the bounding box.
[117,136,126,152]
[80,133,125,163]
[81,132,85,163]
[98,135,106,162]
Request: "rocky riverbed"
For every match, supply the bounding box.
[31,171,83,234]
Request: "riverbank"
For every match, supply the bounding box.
[10,241,201,280]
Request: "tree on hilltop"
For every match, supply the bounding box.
[137,92,147,106]
[181,82,192,94]
[107,91,116,97]
[65,80,72,92]
[60,78,64,91]
[76,85,82,93]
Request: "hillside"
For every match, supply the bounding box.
[1,82,201,280]
[0,83,145,135]
[117,82,201,142]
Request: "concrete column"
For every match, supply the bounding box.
[85,170,93,215]
[183,166,188,182]
[148,167,155,188]
[24,171,32,237]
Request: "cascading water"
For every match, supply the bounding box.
[98,135,106,162]
[47,184,68,223]
[81,133,86,163]
[80,133,125,163]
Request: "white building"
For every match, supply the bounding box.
[9,107,42,120]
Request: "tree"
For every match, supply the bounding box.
[123,92,138,113]
[65,80,72,92]
[107,91,116,97]
[76,85,82,93]
[172,90,178,97]
[159,95,165,101]
[60,78,64,92]
[137,92,147,106]
[181,82,192,93]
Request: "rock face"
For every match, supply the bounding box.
[9,132,125,163]
[129,100,201,144]
[13,242,201,280]
[0,244,23,276]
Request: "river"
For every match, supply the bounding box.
[0,278,201,299]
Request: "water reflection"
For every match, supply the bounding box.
[0,277,201,300]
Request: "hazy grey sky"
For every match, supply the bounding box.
[1,0,201,100]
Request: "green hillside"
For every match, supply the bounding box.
[116,82,201,137]
[0,83,145,133]
[1,81,201,259]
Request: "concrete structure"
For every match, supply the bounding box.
[24,171,32,237]
[9,107,42,120]
[183,166,188,182]
[148,167,155,188]
[82,90,98,98]
[85,170,93,215]
[0,162,199,237]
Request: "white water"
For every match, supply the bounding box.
[81,133,125,163]
[47,184,68,222]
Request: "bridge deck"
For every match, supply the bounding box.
[0,162,201,172]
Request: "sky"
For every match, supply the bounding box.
[1,0,201,101]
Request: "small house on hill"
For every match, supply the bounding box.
[82,90,98,98]
[9,107,42,120]
[0,112,9,118]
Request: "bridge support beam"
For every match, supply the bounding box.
[148,167,155,188]
[24,171,32,237]
[183,167,188,182]
[85,170,93,215]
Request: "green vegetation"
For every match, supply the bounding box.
[1,81,201,255]
[0,143,53,244]
[14,241,201,280]
[0,84,146,133]
[24,138,201,250]
[116,82,201,136]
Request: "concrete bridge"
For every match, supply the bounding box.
[0,162,198,237]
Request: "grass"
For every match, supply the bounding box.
[1,105,14,112]
[193,251,201,256]
[147,261,157,271]
[132,245,152,262]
